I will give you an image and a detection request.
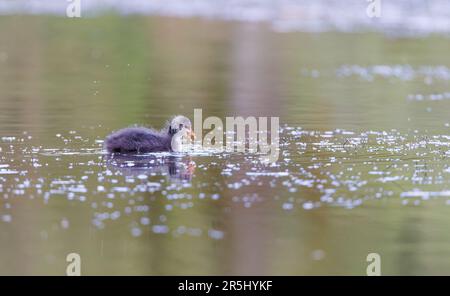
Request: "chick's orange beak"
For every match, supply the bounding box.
[188,129,196,140]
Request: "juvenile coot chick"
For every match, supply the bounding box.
[105,116,195,154]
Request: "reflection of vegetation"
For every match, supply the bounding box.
[282,33,450,131]
[0,15,232,138]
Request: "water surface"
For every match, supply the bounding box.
[1,15,450,275]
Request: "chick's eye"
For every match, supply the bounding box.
[179,124,184,129]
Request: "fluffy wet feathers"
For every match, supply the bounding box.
[105,126,171,153]
[104,116,192,154]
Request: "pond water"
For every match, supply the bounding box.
[1,15,450,275]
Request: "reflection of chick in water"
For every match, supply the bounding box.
[105,154,195,182]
